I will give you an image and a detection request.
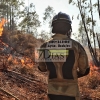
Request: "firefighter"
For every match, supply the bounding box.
[38,12,90,100]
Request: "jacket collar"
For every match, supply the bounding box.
[52,33,69,40]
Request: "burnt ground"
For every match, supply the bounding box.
[0,32,100,100]
[0,66,48,100]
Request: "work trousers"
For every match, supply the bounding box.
[48,94,75,100]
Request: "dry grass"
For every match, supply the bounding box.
[79,67,100,100]
[1,29,100,100]
[1,29,44,61]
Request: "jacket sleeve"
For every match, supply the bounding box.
[38,43,47,72]
[77,43,90,76]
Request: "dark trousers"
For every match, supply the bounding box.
[48,94,75,100]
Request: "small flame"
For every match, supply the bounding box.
[13,58,18,64]
[7,54,34,68]
[89,61,99,76]
[8,55,13,61]
[21,57,34,68]
[21,59,25,65]
[0,18,7,36]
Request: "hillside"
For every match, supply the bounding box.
[0,30,100,100]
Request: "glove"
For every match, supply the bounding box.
[77,67,90,78]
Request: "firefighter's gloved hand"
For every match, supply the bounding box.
[77,67,90,78]
[38,66,47,72]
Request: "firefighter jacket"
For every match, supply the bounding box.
[38,33,89,100]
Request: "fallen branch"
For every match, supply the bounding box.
[0,87,20,100]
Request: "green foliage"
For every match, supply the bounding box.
[93,3,98,7]
[69,0,100,49]
[43,6,56,26]
[0,0,25,30]
[39,30,51,41]
[0,0,40,34]
[82,0,87,3]
[43,6,55,21]
[69,0,72,4]
[68,0,76,5]
[42,6,56,39]
[70,2,100,68]
[18,3,40,34]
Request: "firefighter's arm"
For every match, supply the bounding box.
[38,62,47,72]
[77,67,90,78]
[38,44,47,72]
[77,44,90,78]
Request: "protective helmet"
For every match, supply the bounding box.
[51,12,72,26]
